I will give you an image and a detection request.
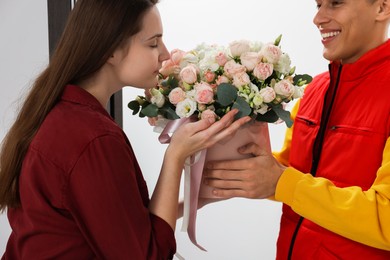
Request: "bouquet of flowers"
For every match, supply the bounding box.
[128,35,312,250]
[128,35,312,128]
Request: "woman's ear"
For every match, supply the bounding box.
[107,53,118,66]
[107,47,124,66]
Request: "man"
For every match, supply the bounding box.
[204,0,390,259]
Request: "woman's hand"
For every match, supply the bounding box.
[150,109,250,229]
[166,110,251,165]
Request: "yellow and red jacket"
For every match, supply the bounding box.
[274,39,390,259]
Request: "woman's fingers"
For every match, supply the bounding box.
[169,110,251,160]
[207,116,250,144]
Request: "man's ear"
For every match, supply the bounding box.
[377,0,390,21]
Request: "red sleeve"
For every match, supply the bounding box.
[65,134,176,259]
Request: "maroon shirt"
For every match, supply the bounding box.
[2,85,176,259]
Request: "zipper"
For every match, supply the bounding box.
[287,64,343,260]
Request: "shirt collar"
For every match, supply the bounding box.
[61,84,112,119]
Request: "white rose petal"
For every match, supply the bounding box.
[176,98,197,118]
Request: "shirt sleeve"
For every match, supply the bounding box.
[275,136,390,251]
[64,134,176,259]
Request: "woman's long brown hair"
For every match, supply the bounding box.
[0,0,158,211]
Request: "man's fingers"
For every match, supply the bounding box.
[208,188,255,199]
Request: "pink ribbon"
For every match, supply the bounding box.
[158,117,207,251]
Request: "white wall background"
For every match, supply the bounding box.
[0,0,49,255]
[0,0,333,258]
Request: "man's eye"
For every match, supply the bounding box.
[315,1,322,9]
[331,0,343,7]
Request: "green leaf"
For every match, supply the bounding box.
[272,105,293,128]
[293,74,313,85]
[232,96,251,119]
[274,34,282,46]
[140,104,159,117]
[128,100,140,115]
[162,107,180,120]
[255,110,279,123]
[217,83,238,106]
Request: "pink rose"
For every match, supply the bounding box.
[215,51,229,66]
[195,82,214,104]
[170,49,186,64]
[168,87,186,105]
[200,109,217,120]
[259,87,276,103]
[253,62,274,81]
[159,60,180,77]
[204,70,216,83]
[224,60,246,79]
[159,49,187,77]
[274,79,295,98]
[179,64,198,84]
[261,44,282,64]
[216,75,230,85]
[233,72,251,87]
[240,52,260,71]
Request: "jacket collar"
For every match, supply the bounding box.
[329,39,390,81]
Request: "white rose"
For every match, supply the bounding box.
[150,88,165,108]
[180,52,198,68]
[275,53,292,75]
[256,104,269,115]
[229,40,251,57]
[293,85,305,99]
[185,89,196,100]
[250,41,264,52]
[253,92,264,107]
[176,98,197,118]
[199,51,220,72]
[249,82,259,93]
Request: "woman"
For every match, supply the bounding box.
[0,0,250,259]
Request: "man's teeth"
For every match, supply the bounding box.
[321,31,340,39]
